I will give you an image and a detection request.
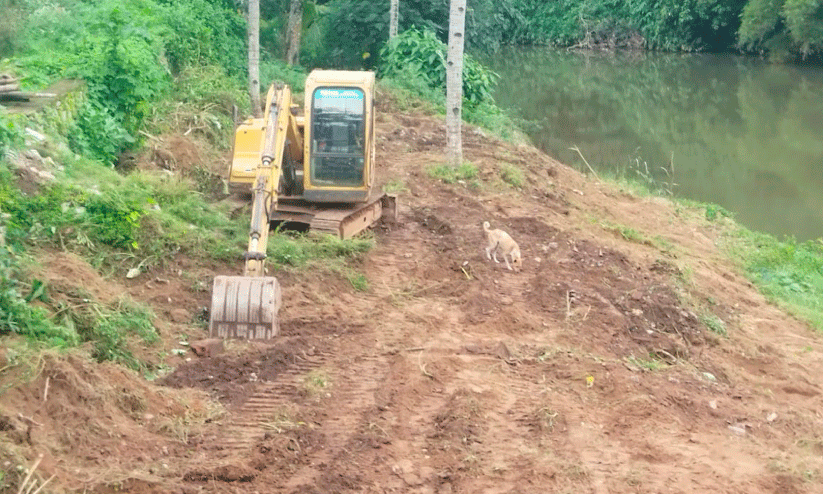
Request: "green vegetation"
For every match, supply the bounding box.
[426,162,479,185]
[700,311,728,337]
[498,162,525,188]
[725,231,823,330]
[377,28,520,139]
[627,354,666,371]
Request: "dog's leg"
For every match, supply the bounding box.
[492,242,501,263]
[503,253,513,271]
[485,244,492,260]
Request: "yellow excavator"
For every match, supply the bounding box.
[209,70,396,339]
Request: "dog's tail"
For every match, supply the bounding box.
[482,221,491,232]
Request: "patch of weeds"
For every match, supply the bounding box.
[705,203,733,222]
[600,221,651,245]
[0,249,80,348]
[267,231,374,268]
[345,271,369,292]
[426,162,478,185]
[724,229,823,331]
[382,179,408,194]
[627,354,665,371]
[260,404,303,433]
[498,162,524,188]
[303,369,331,396]
[700,312,727,337]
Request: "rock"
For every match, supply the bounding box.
[169,308,191,323]
[190,338,224,358]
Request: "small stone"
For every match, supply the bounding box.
[702,372,716,381]
[709,400,718,410]
[728,425,746,435]
[766,412,778,423]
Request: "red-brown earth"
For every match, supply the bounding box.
[2,90,823,493]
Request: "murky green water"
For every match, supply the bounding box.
[486,47,823,241]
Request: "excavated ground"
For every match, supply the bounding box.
[2,92,823,494]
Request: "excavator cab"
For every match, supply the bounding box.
[302,71,375,203]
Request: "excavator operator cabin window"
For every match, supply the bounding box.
[310,87,366,187]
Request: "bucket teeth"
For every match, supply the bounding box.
[209,276,281,339]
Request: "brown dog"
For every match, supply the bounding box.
[483,221,522,272]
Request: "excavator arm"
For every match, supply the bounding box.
[209,85,301,339]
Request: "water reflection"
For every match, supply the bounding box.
[486,48,823,241]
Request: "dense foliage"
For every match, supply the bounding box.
[378,28,497,109]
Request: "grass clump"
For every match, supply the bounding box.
[700,312,728,337]
[499,162,525,188]
[267,231,374,268]
[426,162,479,185]
[627,354,665,371]
[382,179,408,194]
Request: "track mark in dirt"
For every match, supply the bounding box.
[217,351,328,455]
[283,351,387,491]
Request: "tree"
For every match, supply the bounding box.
[446,0,465,167]
[285,0,303,65]
[389,0,399,38]
[248,0,262,117]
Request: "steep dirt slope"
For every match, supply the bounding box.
[2,97,823,494]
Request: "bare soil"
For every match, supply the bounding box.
[3,94,823,493]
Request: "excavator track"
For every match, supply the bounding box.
[273,193,397,239]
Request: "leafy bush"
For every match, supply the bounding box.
[68,101,135,164]
[378,28,499,110]
[157,0,246,76]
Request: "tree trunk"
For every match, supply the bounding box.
[446,0,466,167]
[389,0,399,39]
[286,0,303,66]
[248,0,261,117]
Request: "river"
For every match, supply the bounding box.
[485,47,823,241]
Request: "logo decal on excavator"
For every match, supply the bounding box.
[316,88,363,100]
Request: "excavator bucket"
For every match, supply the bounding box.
[209,276,282,339]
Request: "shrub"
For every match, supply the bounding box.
[378,28,499,110]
